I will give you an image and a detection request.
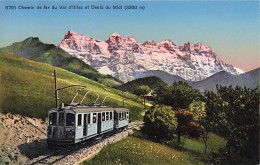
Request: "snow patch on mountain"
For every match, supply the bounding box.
[97,66,115,75]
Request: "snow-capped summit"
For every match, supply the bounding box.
[158,40,177,52]
[106,33,139,52]
[194,43,211,52]
[142,41,157,47]
[59,31,243,82]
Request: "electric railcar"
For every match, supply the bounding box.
[47,105,129,148]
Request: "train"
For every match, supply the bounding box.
[47,104,129,149]
[46,70,130,149]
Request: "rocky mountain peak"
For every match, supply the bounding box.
[158,39,177,51]
[64,30,79,39]
[142,41,157,47]
[194,43,212,52]
[106,33,139,51]
[181,42,194,52]
[59,31,98,53]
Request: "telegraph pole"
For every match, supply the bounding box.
[122,90,124,108]
[54,70,58,108]
[53,70,86,108]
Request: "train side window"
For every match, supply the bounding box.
[106,112,109,121]
[66,113,75,126]
[88,114,91,124]
[78,114,82,126]
[110,111,113,120]
[102,112,105,121]
[93,113,97,123]
[49,112,57,125]
[58,112,64,126]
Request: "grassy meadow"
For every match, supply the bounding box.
[0,52,144,120]
[81,132,226,165]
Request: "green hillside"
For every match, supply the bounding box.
[82,133,226,165]
[83,136,191,165]
[0,37,122,87]
[0,52,143,120]
[117,76,167,93]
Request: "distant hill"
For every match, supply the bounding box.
[136,70,190,84]
[0,37,122,87]
[0,52,143,120]
[192,68,260,92]
[135,69,259,93]
[117,76,167,93]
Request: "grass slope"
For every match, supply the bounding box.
[82,136,191,165]
[82,133,226,165]
[0,52,143,120]
[117,76,167,93]
[0,37,122,87]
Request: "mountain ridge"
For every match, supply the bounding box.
[59,30,243,82]
[0,37,122,87]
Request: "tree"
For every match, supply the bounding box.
[175,110,193,142]
[204,85,259,164]
[189,100,209,153]
[189,100,206,122]
[159,81,202,109]
[133,85,151,110]
[142,105,177,142]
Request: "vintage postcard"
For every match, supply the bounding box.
[0,0,259,164]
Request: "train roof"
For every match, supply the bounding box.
[49,106,129,113]
[71,107,129,113]
[114,108,130,113]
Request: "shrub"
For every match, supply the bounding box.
[142,105,177,142]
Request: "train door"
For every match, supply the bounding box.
[83,114,87,136]
[98,113,101,133]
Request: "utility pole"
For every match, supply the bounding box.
[122,90,124,108]
[54,70,58,108]
[53,70,87,108]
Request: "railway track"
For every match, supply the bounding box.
[28,150,63,165]
[25,122,143,165]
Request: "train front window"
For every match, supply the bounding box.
[66,113,75,126]
[58,112,64,126]
[110,112,113,120]
[49,112,57,125]
[119,113,122,120]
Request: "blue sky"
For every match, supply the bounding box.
[0,1,259,71]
